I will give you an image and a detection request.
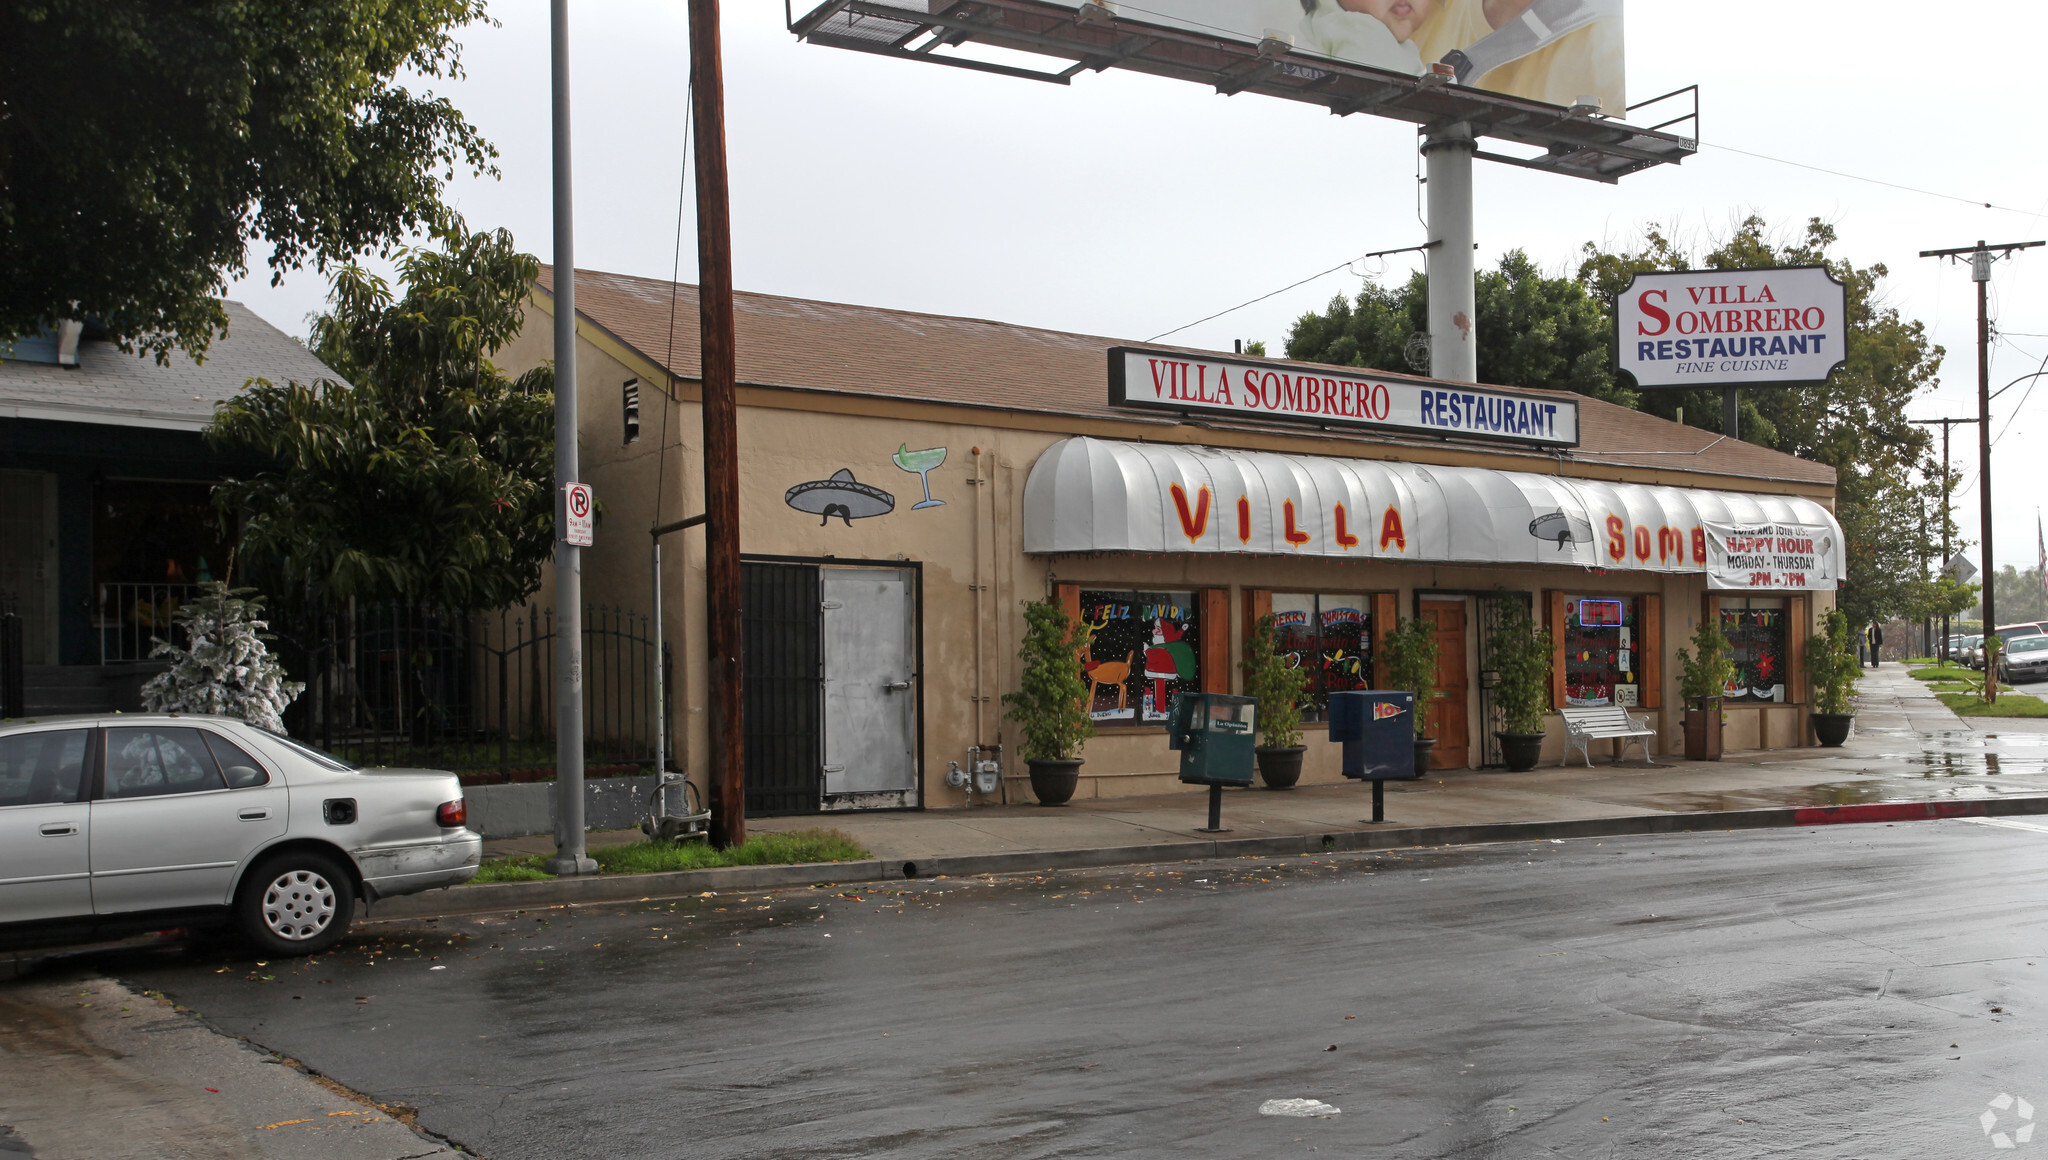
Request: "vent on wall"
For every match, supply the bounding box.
[623,378,641,445]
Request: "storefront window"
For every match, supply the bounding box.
[1080,589,1200,723]
[1272,593,1371,721]
[1563,595,1644,706]
[1719,597,1788,703]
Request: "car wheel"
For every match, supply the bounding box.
[235,850,355,956]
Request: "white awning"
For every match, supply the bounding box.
[1022,437,1843,591]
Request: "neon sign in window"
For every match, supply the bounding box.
[1578,599,1623,627]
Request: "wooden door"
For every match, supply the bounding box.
[1421,602,1469,769]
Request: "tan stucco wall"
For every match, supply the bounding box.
[499,299,1841,810]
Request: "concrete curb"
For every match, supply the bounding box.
[362,794,2048,922]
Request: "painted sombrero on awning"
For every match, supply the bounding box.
[1022,437,1844,591]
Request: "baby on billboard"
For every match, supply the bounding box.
[1228,0,1624,114]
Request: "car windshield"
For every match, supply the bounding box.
[2010,637,2048,653]
[270,733,358,771]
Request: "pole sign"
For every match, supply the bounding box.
[1615,266,1847,389]
[1109,347,1579,448]
[562,482,594,547]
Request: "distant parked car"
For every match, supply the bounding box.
[2002,635,2048,685]
[0,715,478,955]
[1961,635,1986,668]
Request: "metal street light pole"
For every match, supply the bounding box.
[1920,238,2043,702]
[545,0,594,875]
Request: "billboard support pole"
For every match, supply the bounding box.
[544,0,594,876]
[690,0,747,848]
[1723,386,1738,441]
[1423,125,1476,384]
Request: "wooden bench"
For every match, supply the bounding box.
[1559,704,1657,767]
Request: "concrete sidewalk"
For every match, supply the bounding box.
[479,663,2048,869]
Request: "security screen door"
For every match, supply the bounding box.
[819,567,918,807]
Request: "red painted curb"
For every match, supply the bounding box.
[1791,801,1990,825]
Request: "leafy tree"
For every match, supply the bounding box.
[209,226,554,613]
[1285,251,1636,405]
[1,0,495,361]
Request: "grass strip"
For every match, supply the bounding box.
[1935,692,2048,718]
[1909,665,1981,682]
[471,828,871,884]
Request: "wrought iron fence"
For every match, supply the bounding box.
[0,591,22,719]
[274,603,665,781]
[97,582,201,663]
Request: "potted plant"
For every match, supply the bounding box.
[1380,613,1442,773]
[1675,616,1736,761]
[1487,597,1554,772]
[1242,614,1312,788]
[1002,597,1096,805]
[1804,607,1860,746]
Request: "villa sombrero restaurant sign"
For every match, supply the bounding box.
[1109,347,1579,448]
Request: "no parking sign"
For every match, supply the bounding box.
[563,482,594,547]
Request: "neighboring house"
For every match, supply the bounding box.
[0,305,340,713]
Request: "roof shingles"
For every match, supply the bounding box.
[537,266,1835,490]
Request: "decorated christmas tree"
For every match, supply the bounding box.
[141,584,304,734]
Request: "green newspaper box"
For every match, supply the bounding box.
[1168,692,1258,787]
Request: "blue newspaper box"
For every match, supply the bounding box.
[1328,690,1420,781]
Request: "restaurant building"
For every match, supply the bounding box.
[500,268,1843,814]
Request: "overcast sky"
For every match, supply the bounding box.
[227,1,2048,571]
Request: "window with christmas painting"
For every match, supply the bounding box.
[1079,589,1200,723]
[1271,593,1371,722]
[1562,595,1644,707]
[1718,597,1788,702]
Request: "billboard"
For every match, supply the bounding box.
[1108,347,1579,447]
[1614,266,1848,389]
[1069,0,1624,113]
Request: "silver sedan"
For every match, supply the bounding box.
[0,714,479,955]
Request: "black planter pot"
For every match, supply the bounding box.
[1255,745,1307,789]
[1026,758,1083,806]
[1413,736,1438,775]
[1811,712,1854,748]
[1496,731,1545,772]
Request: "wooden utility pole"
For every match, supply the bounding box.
[1921,238,2043,703]
[690,0,745,847]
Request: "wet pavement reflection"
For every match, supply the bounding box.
[36,822,2048,1159]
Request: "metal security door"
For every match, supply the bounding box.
[820,567,918,809]
[741,562,823,816]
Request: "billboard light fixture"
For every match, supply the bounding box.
[1255,31,1293,59]
[1568,94,1604,117]
[1074,0,1114,24]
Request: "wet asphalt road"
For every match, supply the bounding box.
[52,820,2048,1158]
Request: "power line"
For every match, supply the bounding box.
[1702,142,2041,219]
[1147,241,1440,343]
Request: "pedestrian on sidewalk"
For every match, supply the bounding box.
[1867,622,1884,668]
